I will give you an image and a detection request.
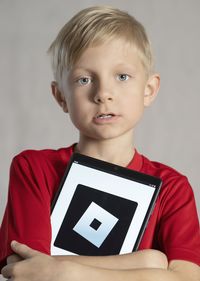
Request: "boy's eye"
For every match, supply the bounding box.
[117,74,129,81]
[77,77,91,85]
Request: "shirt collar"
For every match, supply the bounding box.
[127,149,143,172]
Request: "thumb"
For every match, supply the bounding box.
[11,241,39,259]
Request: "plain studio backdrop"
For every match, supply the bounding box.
[0,0,199,268]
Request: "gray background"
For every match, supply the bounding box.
[0,1,199,276]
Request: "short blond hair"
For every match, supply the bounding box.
[48,6,154,82]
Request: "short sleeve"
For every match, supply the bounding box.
[0,154,52,270]
[157,176,200,265]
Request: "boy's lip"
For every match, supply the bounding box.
[96,112,115,117]
[93,112,120,123]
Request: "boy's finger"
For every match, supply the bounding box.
[11,241,38,259]
[1,263,13,279]
[7,254,22,264]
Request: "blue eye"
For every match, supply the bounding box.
[77,77,91,85]
[117,74,129,81]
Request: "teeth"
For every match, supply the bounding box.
[98,114,113,119]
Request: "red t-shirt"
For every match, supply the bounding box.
[0,145,200,270]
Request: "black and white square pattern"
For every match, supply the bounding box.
[54,184,138,255]
[73,202,119,247]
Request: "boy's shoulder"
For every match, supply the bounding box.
[141,153,184,176]
[10,145,74,177]
[9,146,74,191]
[139,152,191,192]
[12,145,74,164]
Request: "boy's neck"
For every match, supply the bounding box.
[75,137,135,167]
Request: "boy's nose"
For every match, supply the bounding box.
[93,84,113,104]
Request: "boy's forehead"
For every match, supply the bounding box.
[69,38,143,70]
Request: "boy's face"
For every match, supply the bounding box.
[53,38,159,142]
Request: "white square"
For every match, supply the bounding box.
[73,202,119,247]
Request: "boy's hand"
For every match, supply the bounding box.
[1,241,63,281]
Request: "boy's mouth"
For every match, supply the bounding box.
[96,113,115,119]
[93,112,119,124]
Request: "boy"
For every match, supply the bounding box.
[1,5,200,281]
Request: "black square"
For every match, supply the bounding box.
[90,218,102,230]
[54,184,138,255]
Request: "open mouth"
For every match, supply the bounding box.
[97,113,115,119]
[93,112,119,124]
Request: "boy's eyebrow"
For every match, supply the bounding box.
[114,63,138,72]
[70,67,92,74]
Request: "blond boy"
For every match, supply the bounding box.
[1,6,200,281]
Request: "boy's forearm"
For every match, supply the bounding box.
[55,249,168,270]
[75,267,174,281]
[60,260,200,281]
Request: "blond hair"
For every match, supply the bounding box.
[48,6,154,82]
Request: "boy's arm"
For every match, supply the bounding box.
[65,260,199,281]
[69,260,199,281]
[55,249,168,269]
[2,242,200,281]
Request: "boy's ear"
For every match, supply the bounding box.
[51,81,68,113]
[144,74,160,107]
